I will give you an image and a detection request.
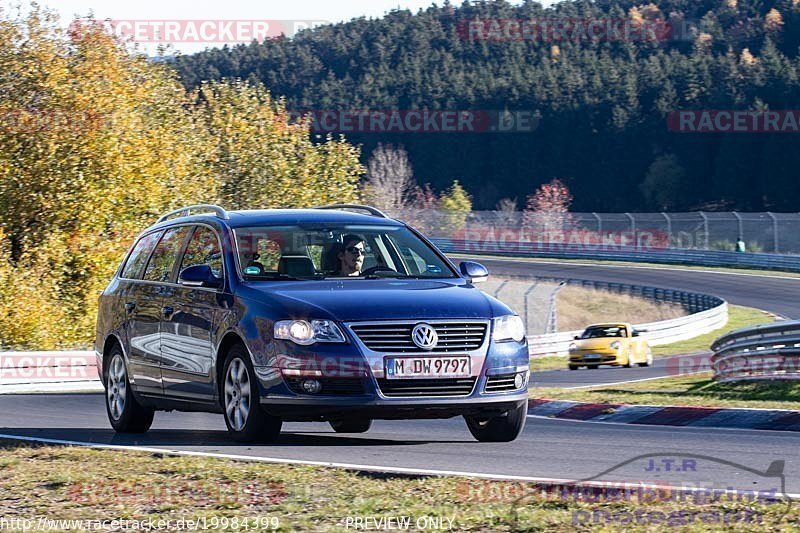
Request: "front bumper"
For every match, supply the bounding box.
[259,391,529,421]
[569,351,621,365]
[253,338,530,422]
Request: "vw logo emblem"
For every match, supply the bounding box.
[412,323,438,350]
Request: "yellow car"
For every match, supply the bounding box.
[568,323,653,370]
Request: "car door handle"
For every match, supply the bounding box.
[162,306,174,317]
[124,302,136,313]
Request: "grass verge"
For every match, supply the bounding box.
[534,372,800,411]
[651,305,775,357]
[0,442,795,531]
[557,285,684,332]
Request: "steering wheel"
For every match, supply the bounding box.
[360,265,400,277]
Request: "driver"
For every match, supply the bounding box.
[337,234,365,276]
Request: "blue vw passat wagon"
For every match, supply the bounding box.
[95,204,530,442]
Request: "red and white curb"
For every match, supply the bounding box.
[529,398,800,432]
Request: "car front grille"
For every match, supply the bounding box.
[376,377,477,397]
[284,377,365,395]
[485,374,520,393]
[350,322,487,353]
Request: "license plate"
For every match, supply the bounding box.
[385,356,470,379]
[584,354,602,361]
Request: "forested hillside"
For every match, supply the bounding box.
[174,0,800,211]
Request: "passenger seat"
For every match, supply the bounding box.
[277,256,316,278]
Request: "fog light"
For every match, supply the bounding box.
[302,379,322,394]
[514,373,525,389]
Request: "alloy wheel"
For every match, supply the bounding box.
[107,354,127,420]
[224,358,251,431]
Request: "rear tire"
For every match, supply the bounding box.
[105,347,154,433]
[222,344,282,443]
[464,399,528,442]
[568,364,579,371]
[329,419,372,433]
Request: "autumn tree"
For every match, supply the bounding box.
[361,144,416,215]
[199,81,362,210]
[523,179,573,231]
[0,8,363,348]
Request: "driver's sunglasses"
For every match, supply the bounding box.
[346,246,365,256]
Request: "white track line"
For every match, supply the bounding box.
[2,432,797,498]
[559,370,710,390]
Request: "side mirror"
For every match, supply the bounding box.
[574,335,580,340]
[179,264,223,289]
[459,261,489,284]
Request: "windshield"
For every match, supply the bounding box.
[580,326,628,339]
[234,224,457,280]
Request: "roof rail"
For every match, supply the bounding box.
[157,204,229,224]
[313,204,388,218]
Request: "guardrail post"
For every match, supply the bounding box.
[767,212,779,253]
[546,282,566,334]
[661,212,672,247]
[732,211,743,242]
[625,213,635,247]
[523,282,538,335]
[592,212,602,235]
[699,211,709,250]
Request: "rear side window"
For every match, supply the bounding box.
[120,231,162,280]
[143,226,192,282]
[180,226,223,278]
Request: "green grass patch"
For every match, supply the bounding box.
[536,372,800,410]
[0,442,795,531]
[652,305,775,357]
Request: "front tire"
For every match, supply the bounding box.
[329,419,372,433]
[105,348,154,433]
[638,347,654,367]
[622,347,633,368]
[464,399,528,442]
[222,344,282,443]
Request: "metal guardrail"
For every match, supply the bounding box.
[711,322,800,382]
[526,279,728,357]
[433,238,800,273]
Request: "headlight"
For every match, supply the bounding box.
[568,343,578,352]
[492,315,526,343]
[610,341,621,350]
[274,319,346,346]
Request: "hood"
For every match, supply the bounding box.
[574,338,623,350]
[238,279,511,322]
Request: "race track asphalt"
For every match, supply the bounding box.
[1,393,799,493]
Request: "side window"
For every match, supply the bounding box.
[121,231,162,280]
[396,245,427,275]
[143,226,192,283]
[180,226,223,278]
[256,239,281,271]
